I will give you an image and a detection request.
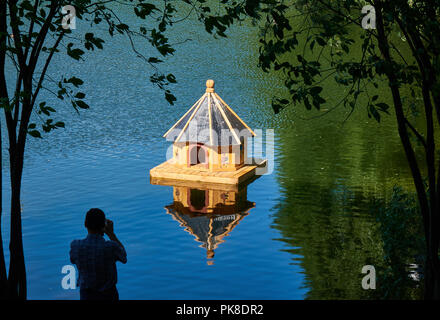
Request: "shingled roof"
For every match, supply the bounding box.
[163,80,256,146]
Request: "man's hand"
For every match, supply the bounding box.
[104,219,114,236]
[104,218,125,253]
[103,218,127,263]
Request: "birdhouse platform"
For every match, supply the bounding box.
[150,79,267,190]
[150,158,267,191]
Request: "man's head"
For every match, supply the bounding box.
[85,208,106,234]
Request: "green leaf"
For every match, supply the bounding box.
[134,3,157,19]
[376,102,391,114]
[310,86,323,95]
[304,97,312,110]
[67,43,85,60]
[28,130,42,138]
[166,74,177,83]
[65,77,84,87]
[314,95,326,104]
[316,37,326,46]
[165,91,176,105]
[148,57,163,63]
[369,105,381,122]
[116,23,129,33]
[159,21,166,32]
[76,100,90,109]
[272,103,282,113]
[75,92,86,99]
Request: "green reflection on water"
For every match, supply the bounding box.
[248,15,426,298]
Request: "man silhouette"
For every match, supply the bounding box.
[70,208,127,300]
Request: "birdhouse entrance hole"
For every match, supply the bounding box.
[188,143,209,168]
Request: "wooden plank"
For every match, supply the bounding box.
[237,167,257,184]
[150,176,240,192]
[150,167,237,184]
[208,93,213,145]
[149,159,266,188]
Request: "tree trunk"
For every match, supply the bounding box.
[375,2,440,299]
[7,144,26,300]
[425,254,440,299]
[424,186,440,299]
[0,121,7,299]
[0,0,8,299]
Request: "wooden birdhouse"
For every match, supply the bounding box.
[150,80,266,188]
[163,79,256,171]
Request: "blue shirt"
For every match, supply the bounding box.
[70,234,127,291]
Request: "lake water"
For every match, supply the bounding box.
[1,5,420,299]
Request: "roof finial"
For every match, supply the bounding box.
[206,79,215,93]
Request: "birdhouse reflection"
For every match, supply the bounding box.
[165,185,255,263]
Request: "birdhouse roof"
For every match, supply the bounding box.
[165,203,254,250]
[163,80,256,146]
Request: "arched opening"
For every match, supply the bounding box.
[188,143,209,168]
[188,188,208,213]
